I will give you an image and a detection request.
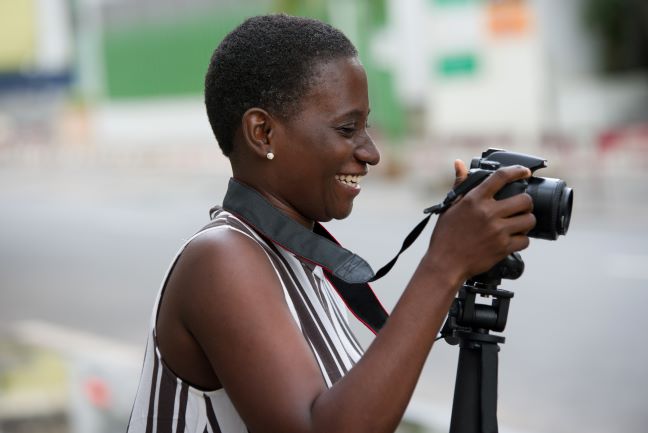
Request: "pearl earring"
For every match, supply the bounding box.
[266,152,275,160]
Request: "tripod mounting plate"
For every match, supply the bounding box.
[464,284,514,299]
[455,330,505,347]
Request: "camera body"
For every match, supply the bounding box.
[460,148,573,240]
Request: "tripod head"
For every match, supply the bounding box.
[470,252,524,288]
[441,252,524,345]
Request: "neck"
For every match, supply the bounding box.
[231,176,314,230]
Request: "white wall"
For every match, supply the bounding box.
[375,0,646,142]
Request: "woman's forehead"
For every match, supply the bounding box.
[300,57,369,117]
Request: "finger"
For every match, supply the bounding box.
[453,159,468,187]
[473,165,531,198]
[493,192,534,218]
[508,234,531,253]
[503,212,536,235]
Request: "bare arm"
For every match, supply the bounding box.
[169,165,534,433]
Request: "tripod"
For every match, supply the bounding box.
[440,252,524,433]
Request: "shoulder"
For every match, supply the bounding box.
[165,222,292,329]
[162,220,290,346]
[155,222,296,389]
[173,224,278,294]
[185,223,266,262]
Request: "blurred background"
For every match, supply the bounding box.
[1,0,647,432]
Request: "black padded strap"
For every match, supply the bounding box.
[222,179,374,284]
[313,224,388,333]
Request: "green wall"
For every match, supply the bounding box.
[102,9,262,98]
[101,2,404,139]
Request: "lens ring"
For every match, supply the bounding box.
[558,187,573,235]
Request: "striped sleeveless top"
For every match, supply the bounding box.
[127,209,365,433]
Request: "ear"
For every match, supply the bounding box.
[241,108,275,159]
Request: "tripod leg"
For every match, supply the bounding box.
[449,341,500,433]
[480,343,499,433]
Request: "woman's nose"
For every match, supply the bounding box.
[355,134,380,166]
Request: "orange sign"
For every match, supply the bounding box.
[486,0,532,36]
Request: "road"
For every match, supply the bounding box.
[1,153,647,433]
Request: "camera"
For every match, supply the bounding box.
[458,148,573,240]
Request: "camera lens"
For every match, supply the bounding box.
[526,177,573,240]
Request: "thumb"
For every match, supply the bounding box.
[453,159,468,187]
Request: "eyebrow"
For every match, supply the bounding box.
[333,108,371,121]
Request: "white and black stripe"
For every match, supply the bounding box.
[127,210,364,432]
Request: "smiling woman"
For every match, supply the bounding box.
[126,13,537,433]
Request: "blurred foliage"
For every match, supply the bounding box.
[583,0,648,73]
[273,0,328,20]
[273,0,387,25]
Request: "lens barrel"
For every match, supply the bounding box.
[526,177,573,240]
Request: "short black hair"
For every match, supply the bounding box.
[204,14,358,156]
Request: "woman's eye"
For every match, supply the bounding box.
[336,119,370,137]
[337,126,356,136]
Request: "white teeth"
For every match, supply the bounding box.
[335,174,363,186]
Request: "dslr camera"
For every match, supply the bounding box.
[456,148,573,240]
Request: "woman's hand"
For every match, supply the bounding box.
[424,163,536,284]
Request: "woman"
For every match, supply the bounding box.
[127,14,535,433]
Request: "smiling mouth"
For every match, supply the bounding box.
[335,174,364,188]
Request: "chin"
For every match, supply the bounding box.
[316,202,354,222]
[316,212,351,223]
[330,205,354,221]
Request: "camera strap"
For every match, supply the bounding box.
[218,178,462,332]
[221,178,460,282]
[366,177,473,282]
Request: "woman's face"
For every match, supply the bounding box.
[270,56,380,224]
